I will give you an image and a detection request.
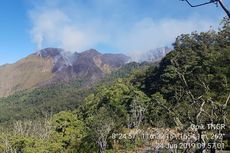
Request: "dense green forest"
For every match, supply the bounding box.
[0,18,229,153]
[0,79,88,123]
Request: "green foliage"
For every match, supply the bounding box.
[0,133,63,153]
[51,111,86,151]
[77,79,150,152]
[80,79,150,128]
[146,92,176,127]
[0,79,90,123]
[0,111,85,153]
[133,18,230,128]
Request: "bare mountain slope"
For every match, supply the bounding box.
[0,48,129,97]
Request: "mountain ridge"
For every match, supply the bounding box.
[0,48,129,97]
[0,47,171,97]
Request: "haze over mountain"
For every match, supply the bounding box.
[139,47,172,62]
[0,48,129,97]
[128,47,172,62]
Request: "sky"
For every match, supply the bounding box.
[0,0,229,65]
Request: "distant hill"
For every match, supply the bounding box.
[0,48,129,97]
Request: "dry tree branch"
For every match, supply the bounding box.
[218,0,230,18]
[181,0,230,18]
[181,0,218,7]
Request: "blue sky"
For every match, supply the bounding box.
[0,0,229,65]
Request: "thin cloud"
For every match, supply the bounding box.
[29,8,105,52]
[28,0,217,56]
[117,17,216,60]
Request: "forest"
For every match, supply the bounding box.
[0,18,229,153]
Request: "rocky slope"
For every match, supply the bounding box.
[0,48,129,97]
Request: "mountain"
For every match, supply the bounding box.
[0,61,151,123]
[139,47,172,62]
[0,48,129,97]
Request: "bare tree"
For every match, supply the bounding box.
[127,99,146,129]
[181,0,230,18]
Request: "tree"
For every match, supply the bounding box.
[181,0,230,18]
[126,89,150,129]
[86,108,115,153]
[51,111,86,151]
[132,18,230,152]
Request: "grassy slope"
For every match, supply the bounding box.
[0,55,54,97]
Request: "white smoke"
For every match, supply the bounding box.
[29,9,105,52]
[28,0,217,56]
